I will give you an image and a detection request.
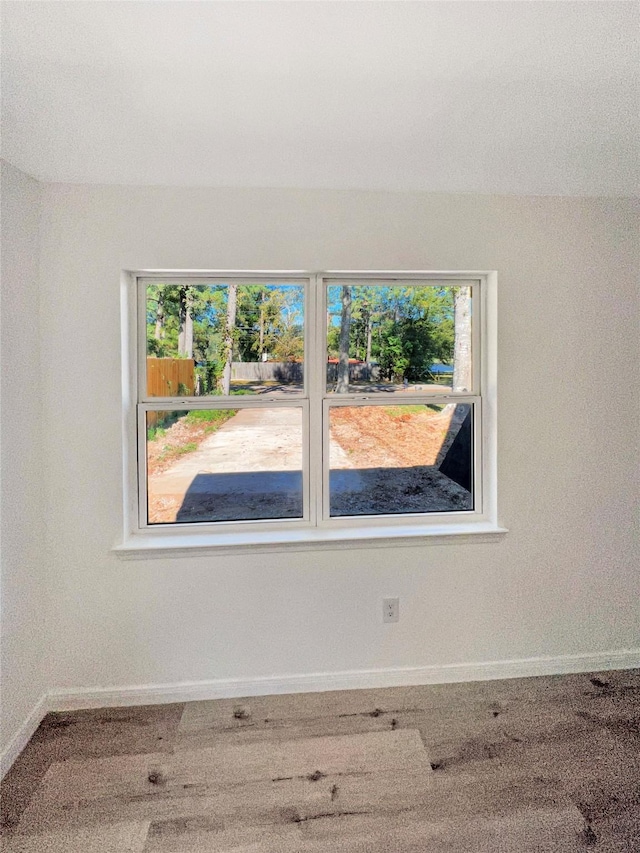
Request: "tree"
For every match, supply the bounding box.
[230,285,303,364]
[378,331,409,381]
[257,287,297,360]
[234,285,273,362]
[350,286,380,363]
[154,287,166,340]
[400,286,455,380]
[257,288,268,358]
[272,326,304,361]
[218,284,238,395]
[177,286,195,358]
[146,284,182,357]
[335,285,352,393]
[453,287,472,391]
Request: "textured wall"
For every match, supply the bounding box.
[1,161,47,757]
[32,184,640,693]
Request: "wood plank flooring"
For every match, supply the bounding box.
[1,669,638,851]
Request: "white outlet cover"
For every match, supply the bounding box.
[383,598,399,623]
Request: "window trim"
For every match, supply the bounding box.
[115,270,505,557]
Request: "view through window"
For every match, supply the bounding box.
[137,275,481,530]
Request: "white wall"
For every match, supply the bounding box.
[34,185,639,695]
[1,161,47,758]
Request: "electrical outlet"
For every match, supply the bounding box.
[383,597,399,623]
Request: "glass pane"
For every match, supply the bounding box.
[329,403,473,516]
[146,408,303,524]
[326,283,472,394]
[145,282,304,396]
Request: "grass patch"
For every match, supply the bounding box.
[148,408,240,473]
[147,426,166,442]
[151,409,239,466]
[177,441,198,454]
[146,411,180,441]
[184,409,238,425]
[157,441,198,464]
[383,405,427,418]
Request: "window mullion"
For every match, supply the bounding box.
[308,275,324,525]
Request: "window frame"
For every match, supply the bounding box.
[116,270,505,557]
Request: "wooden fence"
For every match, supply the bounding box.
[146,358,195,428]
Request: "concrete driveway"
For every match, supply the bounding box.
[148,407,308,523]
[147,406,466,524]
[148,406,359,523]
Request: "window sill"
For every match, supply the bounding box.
[113,522,507,559]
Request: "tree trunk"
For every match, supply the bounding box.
[176,288,194,357]
[336,286,352,393]
[154,291,165,339]
[259,291,266,357]
[184,289,194,358]
[365,315,372,364]
[453,287,472,392]
[219,283,237,395]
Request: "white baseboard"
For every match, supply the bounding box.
[3,648,638,779]
[48,648,640,712]
[0,693,49,780]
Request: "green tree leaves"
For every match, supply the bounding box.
[327,285,455,384]
[147,282,459,393]
[145,283,305,394]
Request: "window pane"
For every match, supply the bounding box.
[326,284,472,394]
[329,403,473,516]
[145,283,304,396]
[146,408,303,524]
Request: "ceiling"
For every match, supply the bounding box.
[1,1,638,195]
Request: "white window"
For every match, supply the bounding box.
[117,271,503,555]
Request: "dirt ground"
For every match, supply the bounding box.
[146,404,470,524]
[328,405,471,516]
[148,405,453,478]
[329,406,453,469]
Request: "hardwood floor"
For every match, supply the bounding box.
[1,669,638,851]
